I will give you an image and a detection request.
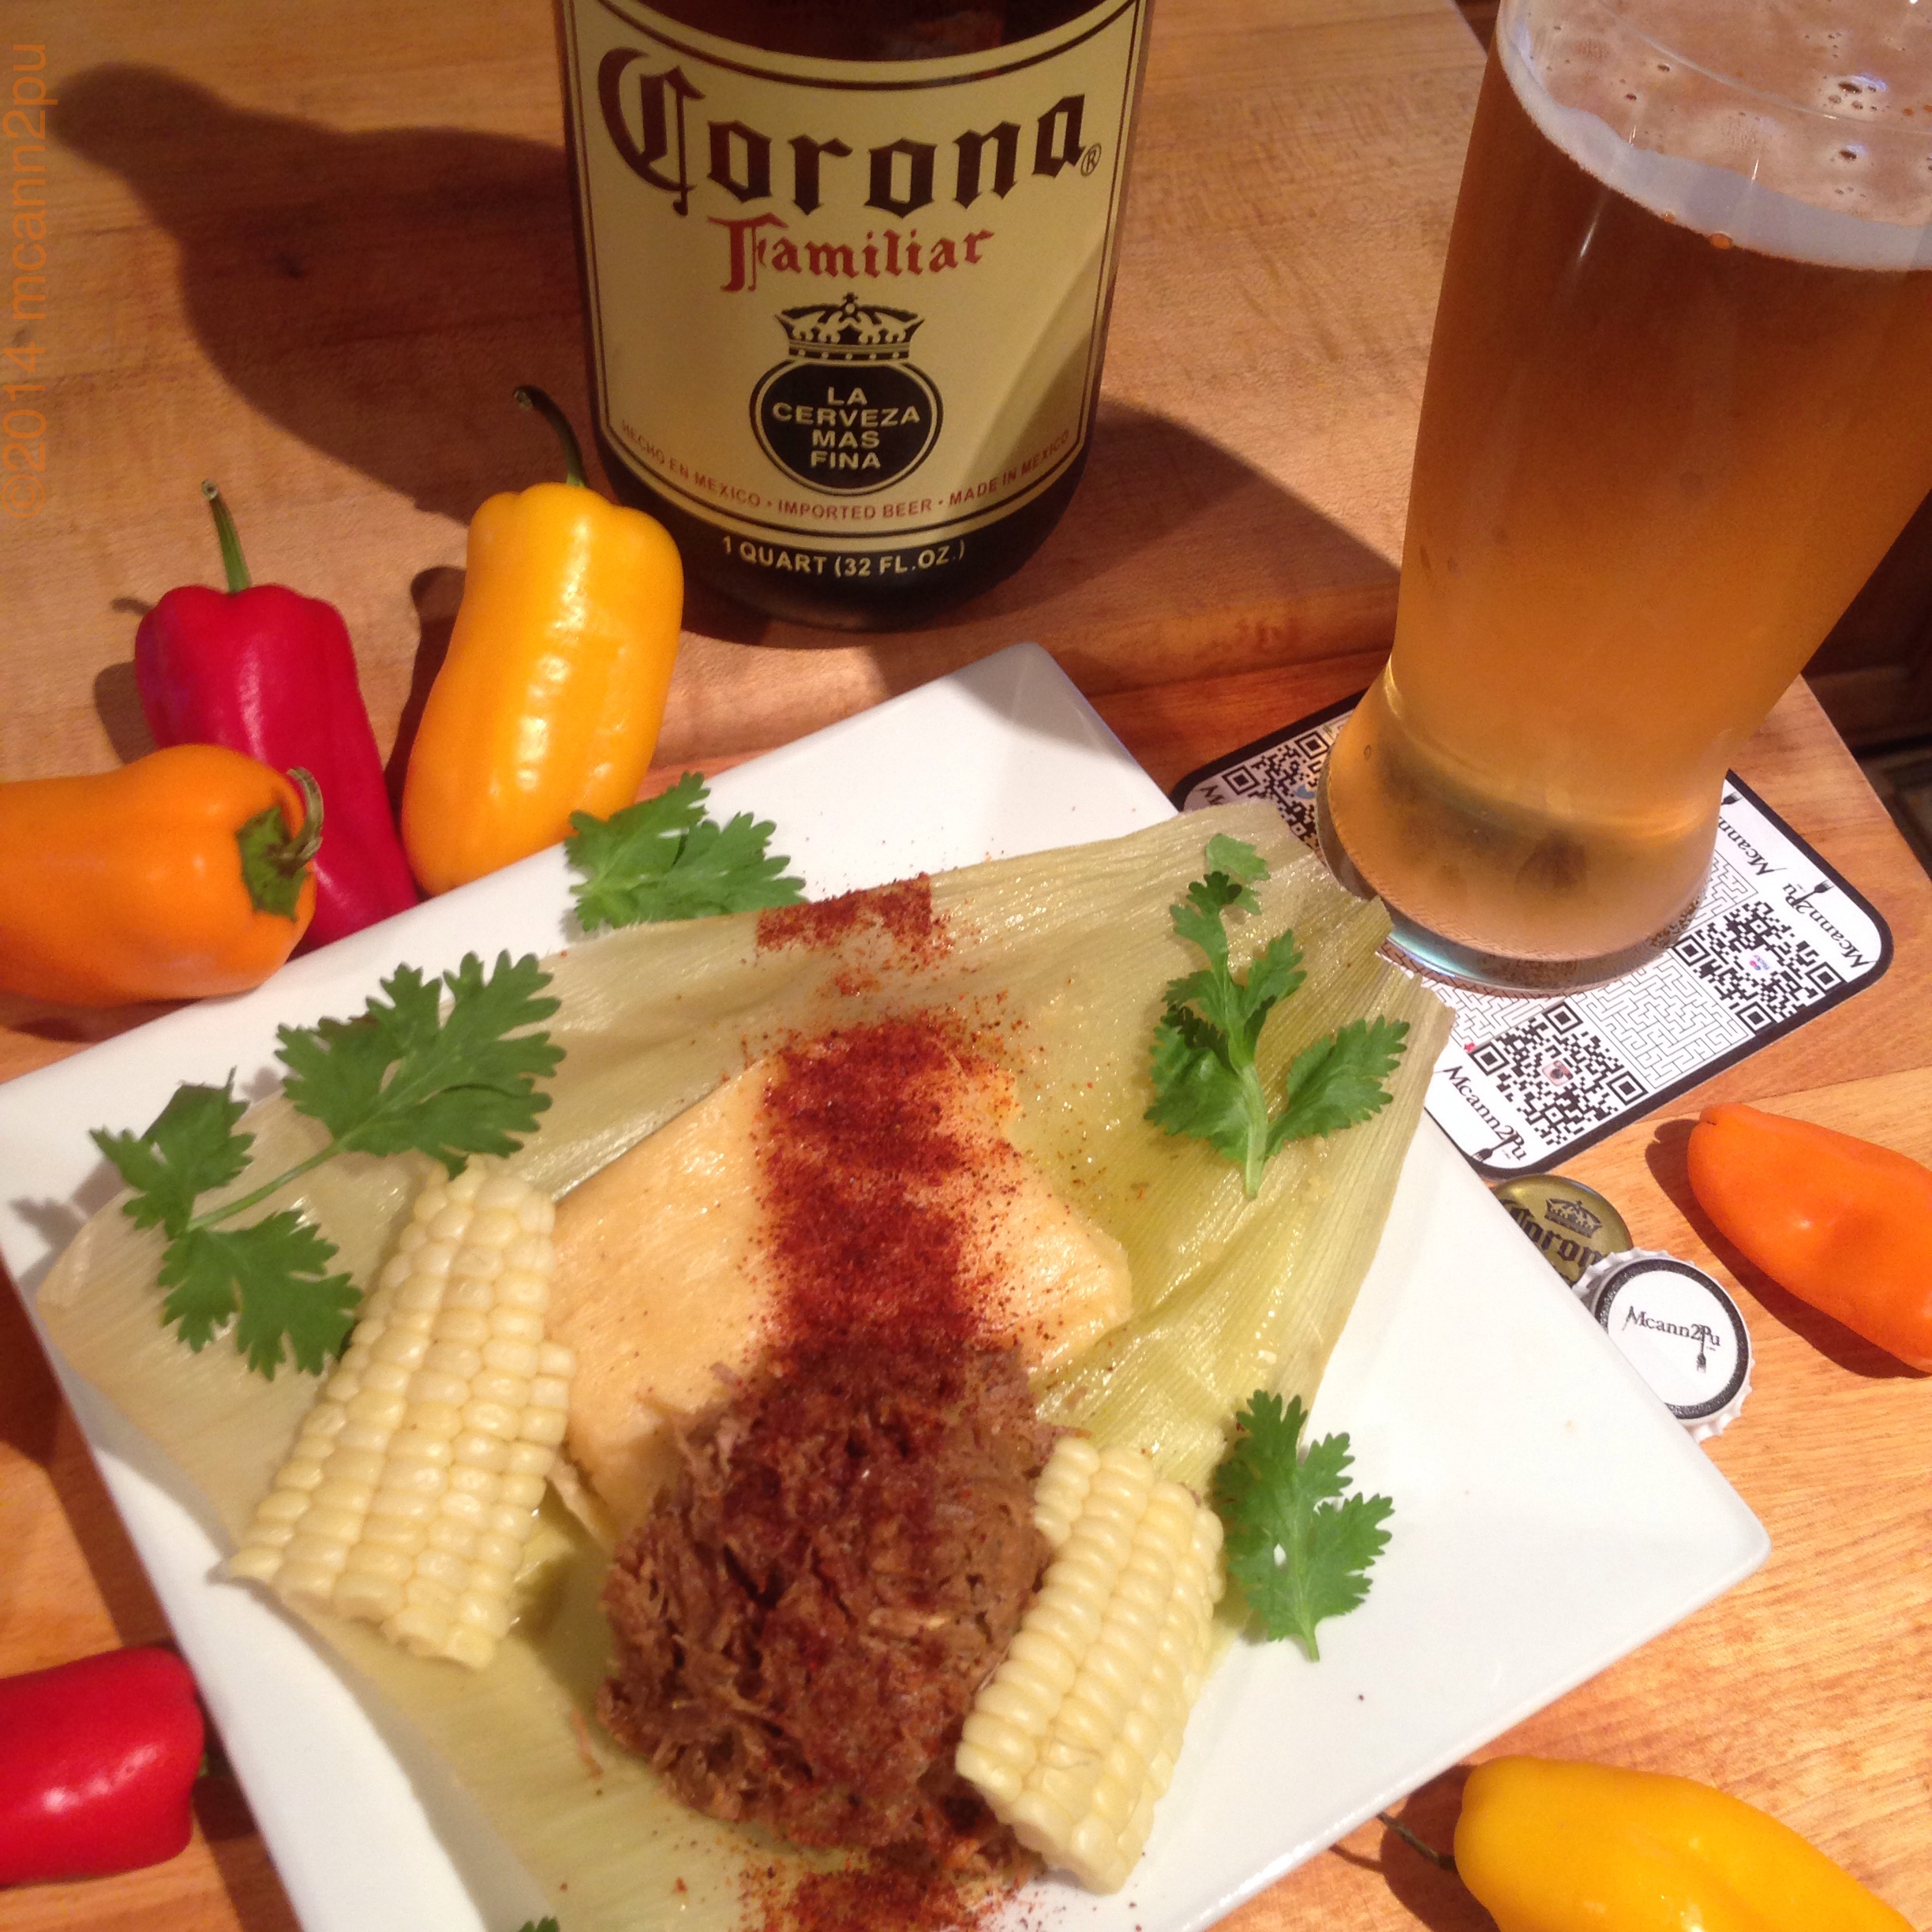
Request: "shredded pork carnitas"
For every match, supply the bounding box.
[599,1344,1051,1864]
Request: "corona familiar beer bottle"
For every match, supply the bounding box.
[556,0,1154,627]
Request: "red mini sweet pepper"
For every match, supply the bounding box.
[136,482,418,949]
[0,1647,205,1885]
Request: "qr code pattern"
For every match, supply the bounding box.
[1467,1002,1648,1142]
[1675,900,1841,1030]
[1438,984,1552,1051]
[1681,851,1757,933]
[1185,721,1344,849]
[1578,954,1749,1085]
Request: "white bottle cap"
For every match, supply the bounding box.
[1573,1249,1752,1442]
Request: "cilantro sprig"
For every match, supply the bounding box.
[91,953,562,1380]
[1144,834,1410,1196]
[566,773,803,933]
[1212,1391,1394,1661]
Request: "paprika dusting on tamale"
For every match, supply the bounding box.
[542,1008,1130,1541]
[598,1017,1072,1869]
[756,875,950,969]
[739,1855,1016,1932]
[758,1020,1022,1353]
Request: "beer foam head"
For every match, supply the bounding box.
[1504,0,1932,267]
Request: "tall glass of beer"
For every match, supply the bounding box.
[1316,0,1932,988]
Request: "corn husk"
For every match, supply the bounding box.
[38,802,1449,1930]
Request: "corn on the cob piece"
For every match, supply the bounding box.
[956,1436,1224,1893]
[226,1164,572,1670]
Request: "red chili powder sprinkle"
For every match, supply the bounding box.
[757,1017,1011,1358]
[742,1859,1017,1932]
[757,876,949,968]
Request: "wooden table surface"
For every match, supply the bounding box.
[2,0,1928,1927]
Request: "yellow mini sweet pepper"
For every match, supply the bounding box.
[400,386,683,896]
[1453,1758,1913,1932]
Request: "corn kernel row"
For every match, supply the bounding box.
[956,1437,1224,1892]
[226,1164,572,1669]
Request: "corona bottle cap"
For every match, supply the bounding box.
[1490,1173,1634,1287]
[1574,1249,1752,1442]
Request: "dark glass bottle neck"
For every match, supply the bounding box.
[639,0,1099,60]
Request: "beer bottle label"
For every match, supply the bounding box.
[560,0,1151,567]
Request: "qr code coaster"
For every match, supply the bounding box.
[1175,699,1892,1176]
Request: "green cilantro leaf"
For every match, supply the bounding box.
[159,1215,358,1377]
[1204,829,1269,889]
[1167,835,1268,971]
[1147,1005,1255,1169]
[92,952,563,1380]
[567,773,804,933]
[1144,839,1409,1196]
[516,1921,561,1932]
[276,952,562,1176]
[92,1080,252,1237]
[1212,1391,1394,1661]
[1269,1016,1413,1152]
[152,1228,243,1356]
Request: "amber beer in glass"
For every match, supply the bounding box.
[1318,0,1932,987]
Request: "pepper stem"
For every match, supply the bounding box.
[513,385,587,488]
[234,767,324,921]
[285,767,325,868]
[1376,1812,1456,1873]
[201,481,253,593]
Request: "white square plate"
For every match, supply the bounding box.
[0,644,1768,1932]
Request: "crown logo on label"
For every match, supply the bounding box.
[1543,1196,1603,1237]
[776,293,923,364]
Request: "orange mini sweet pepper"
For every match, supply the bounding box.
[400,386,683,896]
[1687,1102,1932,1371]
[0,743,319,1006]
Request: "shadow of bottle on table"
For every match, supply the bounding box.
[51,66,919,649]
[55,65,1397,682]
[52,66,605,529]
[720,397,1401,743]
[920,399,1395,639]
